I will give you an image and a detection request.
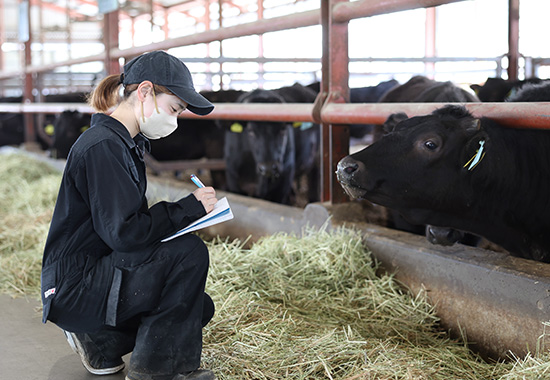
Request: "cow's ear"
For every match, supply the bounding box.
[465,118,482,134]
[383,112,408,133]
[470,84,481,95]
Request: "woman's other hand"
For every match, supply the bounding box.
[193,187,217,213]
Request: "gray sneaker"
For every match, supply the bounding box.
[64,330,125,375]
[126,369,216,380]
[173,370,216,380]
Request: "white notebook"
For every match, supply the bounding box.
[161,197,233,242]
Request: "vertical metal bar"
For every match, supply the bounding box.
[0,0,5,75]
[508,0,519,80]
[258,0,265,88]
[23,0,36,143]
[328,0,350,204]
[104,10,120,75]
[218,0,225,88]
[319,0,331,202]
[424,7,436,79]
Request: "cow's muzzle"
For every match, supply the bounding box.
[258,162,281,179]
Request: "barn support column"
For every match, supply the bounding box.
[322,0,349,203]
[508,0,520,80]
[424,7,436,79]
[103,10,120,76]
[22,0,36,143]
[0,0,4,75]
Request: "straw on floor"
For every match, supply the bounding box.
[1,152,549,380]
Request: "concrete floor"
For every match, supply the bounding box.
[0,295,129,380]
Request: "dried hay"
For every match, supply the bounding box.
[1,152,549,379]
[0,153,61,296]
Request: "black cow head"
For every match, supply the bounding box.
[238,89,293,180]
[336,105,489,225]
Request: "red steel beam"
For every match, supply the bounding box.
[2,102,550,131]
[508,0,520,80]
[319,0,331,202]
[331,0,465,22]
[321,102,550,129]
[110,9,320,58]
[327,0,350,203]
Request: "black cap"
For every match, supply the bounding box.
[122,51,214,116]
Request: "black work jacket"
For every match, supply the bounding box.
[41,113,206,327]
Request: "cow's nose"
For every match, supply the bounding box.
[337,156,359,179]
[258,162,280,178]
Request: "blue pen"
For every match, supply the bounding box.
[190,174,205,188]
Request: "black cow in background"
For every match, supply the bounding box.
[0,92,89,152]
[147,89,244,189]
[470,77,546,102]
[306,79,399,143]
[379,75,479,103]
[224,83,320,205]
[337,101,550,263]
[51,110,91,159]
[506,80,550,102]
[0,96,25,147]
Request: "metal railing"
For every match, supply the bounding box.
[2,0,550,202]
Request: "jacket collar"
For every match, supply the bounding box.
[91,113,151,154]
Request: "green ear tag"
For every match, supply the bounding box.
[292,122,302,128]
[230,123,243,133]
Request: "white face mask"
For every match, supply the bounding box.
[139,92,178,140]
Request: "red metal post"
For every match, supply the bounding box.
[327,0,350,204]
[104,10,121,75]
[424,7,436,78]
[23,0,36,143]
[0,0,4,75]
[508,0,519,80]
[319,0,331,202]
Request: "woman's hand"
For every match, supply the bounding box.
[193,187,217,213]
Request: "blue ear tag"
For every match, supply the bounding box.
[464,140,486,171]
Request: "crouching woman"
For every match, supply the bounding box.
[41,51,218,380]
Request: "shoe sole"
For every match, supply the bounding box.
[64,331,125,375]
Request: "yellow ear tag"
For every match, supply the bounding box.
[80,126,89,134]
[292,122,302,128]
[230,123,243,133]
[45,124,55,136]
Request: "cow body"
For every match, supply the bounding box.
[337,104,550,262]
[224,84,319,204]
[376,76,480,243]
[52,110,91,159]
[224,89,296,204]
[470,77,545,102]
[379,75,479,103]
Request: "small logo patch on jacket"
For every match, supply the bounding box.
[44,288,56,299]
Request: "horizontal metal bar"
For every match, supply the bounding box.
[180,103,316,122]
[3,101,550,129]
[0,103,94,114]
[322,102,550,129]
[110,10,320,59]
[0,54,106,81]
[144,154,226,172]
[332,0,466,23]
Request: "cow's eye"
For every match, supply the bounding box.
[424,140,438,150]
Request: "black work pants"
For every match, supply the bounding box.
[51,234,214,377]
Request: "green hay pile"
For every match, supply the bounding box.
[1,152,549,379]
[203,231,550,379]
[0,153,61,296]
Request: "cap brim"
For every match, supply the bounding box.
[168,85,214,116]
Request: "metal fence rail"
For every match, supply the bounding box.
[1,0,548,201]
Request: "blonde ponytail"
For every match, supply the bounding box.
[87,74,122,112]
